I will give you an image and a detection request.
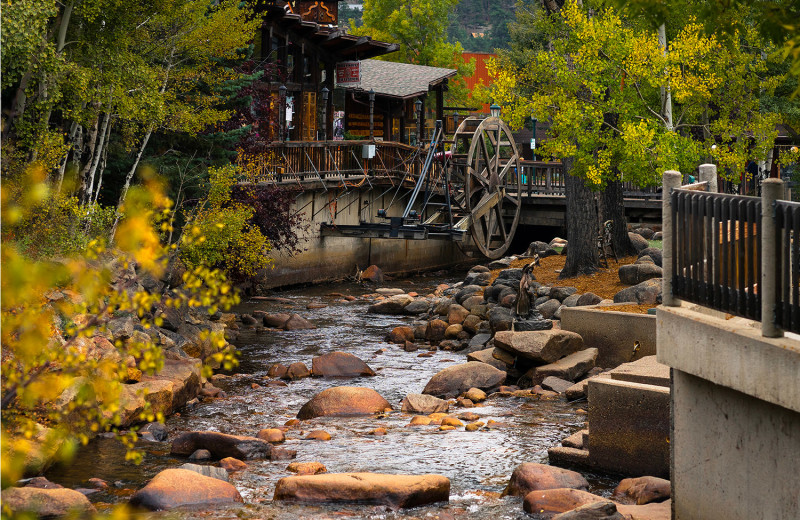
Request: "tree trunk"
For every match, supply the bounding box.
[601,178,635,257]
[78,115,100,200]
[559,159,599,278]
[85,108,112,204]
[109,127,153,241]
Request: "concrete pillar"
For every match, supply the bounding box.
[761,178,784,338]
[698,163,717,193]
[663,170,682,307]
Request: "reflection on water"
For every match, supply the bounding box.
[46,275,618,519]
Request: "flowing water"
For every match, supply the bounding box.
[46,274,618,519]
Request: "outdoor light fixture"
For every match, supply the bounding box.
[408,210,419,220]
[530,112,538,161]
[490,103,501,118]
[377,209,387,218]
[414,98,423,114]
[453,111,460,129]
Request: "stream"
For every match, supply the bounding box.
[46,272,618,519]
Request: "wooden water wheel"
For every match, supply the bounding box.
[450,116,522,259]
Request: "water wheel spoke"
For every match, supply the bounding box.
[479,133,494,177]
[494,204,508,241]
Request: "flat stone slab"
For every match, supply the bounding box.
[494,330,584,364]
[400,394,449,414]
[273,472,450,509]
[524,348,599,387]
[466,348,510,371]
[129,468,242,510]
[609,356,670,388]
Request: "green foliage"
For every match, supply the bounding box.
[179,165,272,280]
[1,166,240,488]
[491,0,784,188]
[447,0,518,52]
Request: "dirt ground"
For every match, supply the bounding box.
[491,253,655,314]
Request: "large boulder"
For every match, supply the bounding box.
[549,286,578,302]
[494,330,584,364]
[273,472,450,509]
[129,468,242,510]
[523,488,607,517]
[612,476,671,505]
[618,264,662,286]
[170,431,272,460]
[387,326,415,344]
[552,500,625,520]
[403,300,430,315]
[503,463,589,497]
[178,463,230,482]
[422,362,506,398]
[425,319,449,342]
[488,306,515,332]
[466,347,511,372]
[284,314,316,330]
[613,279,662,305]
[400,394,449,414]
[638,247,663,267]
[521,348,599,387]
[297,386,392,419]
[368,294,413,315]
[456,285,483,305]
[537,299,562,319]
[628,232,649,253]
[361,265,384,283]
[311,352,376,378]
[1,487,97,518]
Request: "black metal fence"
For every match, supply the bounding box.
[671,189,762,321]
[775,200,800,333]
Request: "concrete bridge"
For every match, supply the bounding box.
[243,140,662,288]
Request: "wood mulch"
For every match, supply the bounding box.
[490,253,656,315]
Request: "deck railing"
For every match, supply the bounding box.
[519,160,660,198]
[663,165,798,337]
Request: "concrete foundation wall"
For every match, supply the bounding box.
[561,307,656,368]
[587,378,670,478]
[672,371,800,520]
[265,187,472,288]
[658,304,800,520]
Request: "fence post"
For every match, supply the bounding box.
[698,163,717,193]
[761,178,784,338]
[663,170,682,307]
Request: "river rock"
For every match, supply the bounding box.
[422,362,506,398]
[284,362,312,380]
[613,279,662,305]
[615,500,671,520]
[401,394,450,413]
[456,285,483,305]
[179,463,229,481]
[387,326,415,344]
[612,476,671,505]
[633,227,655,239]
[618,264,662,285]
[271,447,298,459]
[576,293,602,307]
[550,287,578,302]
[504,463,590,497]
[220,457,247,472]
[463,387,486,402]
[447,304,470,325]
[462,295,485,312]
[462,314,482,334]
[268,363,289,378]
[466,347,510,371]
[264,313,291,328]
[523,488,607,517]
[256,428,285,443]
[425,319,449,342]
[537,299,561,319]
[188,449,211,461]
[638,247,663,267]
[434,298,454,316]
[488,306,515,332]
[140,422,168,442]
[562,294,581,307]
[129,468,242,510]
[311,352,376,378]
[1,487,97,517]
[464,271,492,286]
[521,348,598,387]
[467,333,492,350]
[376,288,405,296]
[361,265,384,283]
[288,462,328,475]
[297,386,393,419]
[494,330,584,364]
[25,477,62,489]
[368,294,413,315]
[305,430,332,441]
[444,324,463,339]
[170,431,272,460]
[628,232,649,252]
[542,376,574,394]
[488,257,513,269]
[552,500,625,520]
[284,314,316,330]
[403,300,430,315]
[273,472,450,509]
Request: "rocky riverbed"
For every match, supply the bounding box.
[9,232,670,519]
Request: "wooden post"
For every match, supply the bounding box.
[698,163,717,192]
[761,178,784,337]
[663,170,682,306]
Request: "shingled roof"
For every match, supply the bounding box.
[340,59,457,99]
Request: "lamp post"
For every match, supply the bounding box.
[278,84,287,142]
[320,86,329,141]
[415,98,423,145]
[369,89,375,140]
[453,111,459,132]
[490,103,501,119]
[530,112,537,161]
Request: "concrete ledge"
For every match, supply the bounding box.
[657,304,800,413]
[561,306,656,368]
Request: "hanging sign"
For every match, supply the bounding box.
[336,61,361,86]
